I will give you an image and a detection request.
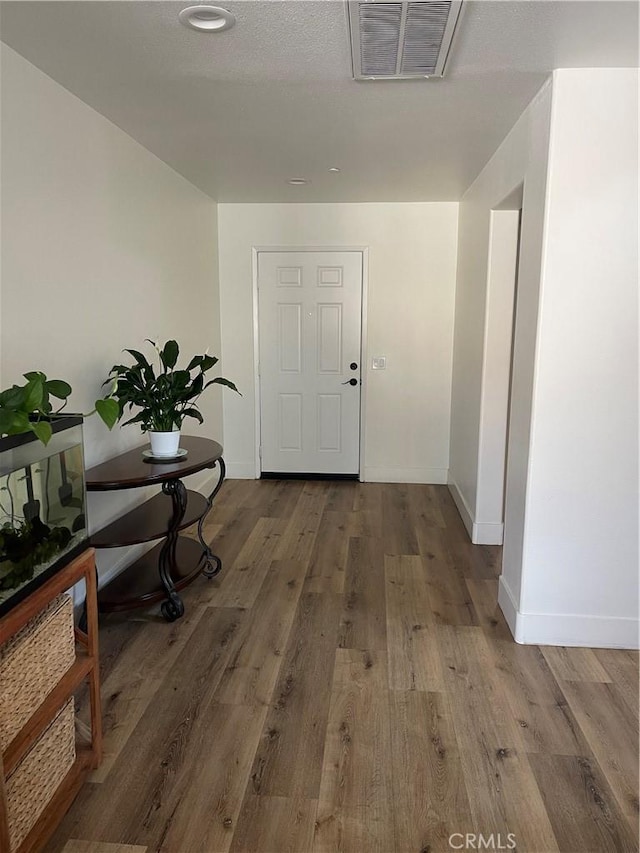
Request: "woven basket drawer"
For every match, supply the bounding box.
[6,698,76,852]
[0,594,75,749]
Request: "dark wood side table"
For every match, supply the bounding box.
[86,436,225,622]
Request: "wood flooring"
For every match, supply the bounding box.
[49,480,639,853]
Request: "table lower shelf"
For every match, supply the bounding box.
[97,537,206,613]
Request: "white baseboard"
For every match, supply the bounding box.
[472,521,504,546]
[447,478,474,538]
[225,462,258,479]
[363,466,448,484]
[448,478,504,545]
[498,576,639,649]
[498,575,519,638]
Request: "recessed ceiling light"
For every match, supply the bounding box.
[288,179,308,186]
[179,5,236,32]
[328,167,341,173]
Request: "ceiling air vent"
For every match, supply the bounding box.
[349,0,463,80]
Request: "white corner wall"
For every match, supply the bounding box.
[512,69,639,648]
[0,45,222,590]
[217,203,459,482]
[449,81,553,551]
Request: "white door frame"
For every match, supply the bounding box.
[252,246,370,480]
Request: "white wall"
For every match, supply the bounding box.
[513,69,639,648]
[0,45,222,589]
[452,69,639,648]
[449,81,553,554]
[217,203,459,482]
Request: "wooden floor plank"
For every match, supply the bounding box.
[200,505,264,572]
[214,559,307,706]
[560,680,640,832]
[381,484,420,556]
[229,796,318,853]
[313,648,394,853]
[324,480,358,514]
[204,516,287,608]
[338,537,387,650]
[464,577,513,640]
[244,478,306,518]
[424,555,479,626]
[385,555,444,691]
[406,482,447,530]
[542,645,613,683]
[529,753,639,852]
[488,640,588,756]
[438,625,528,753]
[274,482,327,563]
[153,703,268,852]
[248,592,341,798]
[389,689,473,852]
[304,511,350,594]
[454,740,560,852]
[593,648,639,716]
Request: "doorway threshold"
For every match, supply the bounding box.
[260,472,359,481]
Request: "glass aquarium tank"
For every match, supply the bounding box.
[0,416,88,616]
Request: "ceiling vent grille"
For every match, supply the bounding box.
[349,0,462,80]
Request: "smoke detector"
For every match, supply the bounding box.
[348,0,463,80]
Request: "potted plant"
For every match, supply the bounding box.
[97,339,239,458]
[0,372,73,445]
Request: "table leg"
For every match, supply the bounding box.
[198,458,226,579]
[159,479,187,622]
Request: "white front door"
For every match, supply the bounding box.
[257,250,363,475]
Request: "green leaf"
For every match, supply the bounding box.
[191,373,204,396]
[45,379,72,400]
[23,371,46,383]
[161,340,179,370]
[23,377,45,412]
[95,398,120,430]
[203,377,241,394]
[181,407,204,424]
[124,349,152,371]
[5,411,30,435]
[200,355,219,372]
[0,385,27,409]
[186,355,203,371]
[0,409,15,435]
[30,420,52,445]
[171,370,190,389]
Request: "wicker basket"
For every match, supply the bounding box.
[6,698,76,851]
[0,594,75,750]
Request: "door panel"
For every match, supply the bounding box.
[258,251,363,475]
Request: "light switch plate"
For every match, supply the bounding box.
[372,356,386,370]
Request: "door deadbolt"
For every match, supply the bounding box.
[350,362,358,370]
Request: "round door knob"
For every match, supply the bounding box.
[346,377,358,386]
[350,362,358,370]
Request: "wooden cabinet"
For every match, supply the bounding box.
[0,549,101,853]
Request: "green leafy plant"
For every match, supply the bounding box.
[0,372,72,445]
[0,517,72,591]
[97,339,239,433]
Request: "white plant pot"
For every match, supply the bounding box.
[148,430,181,458]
